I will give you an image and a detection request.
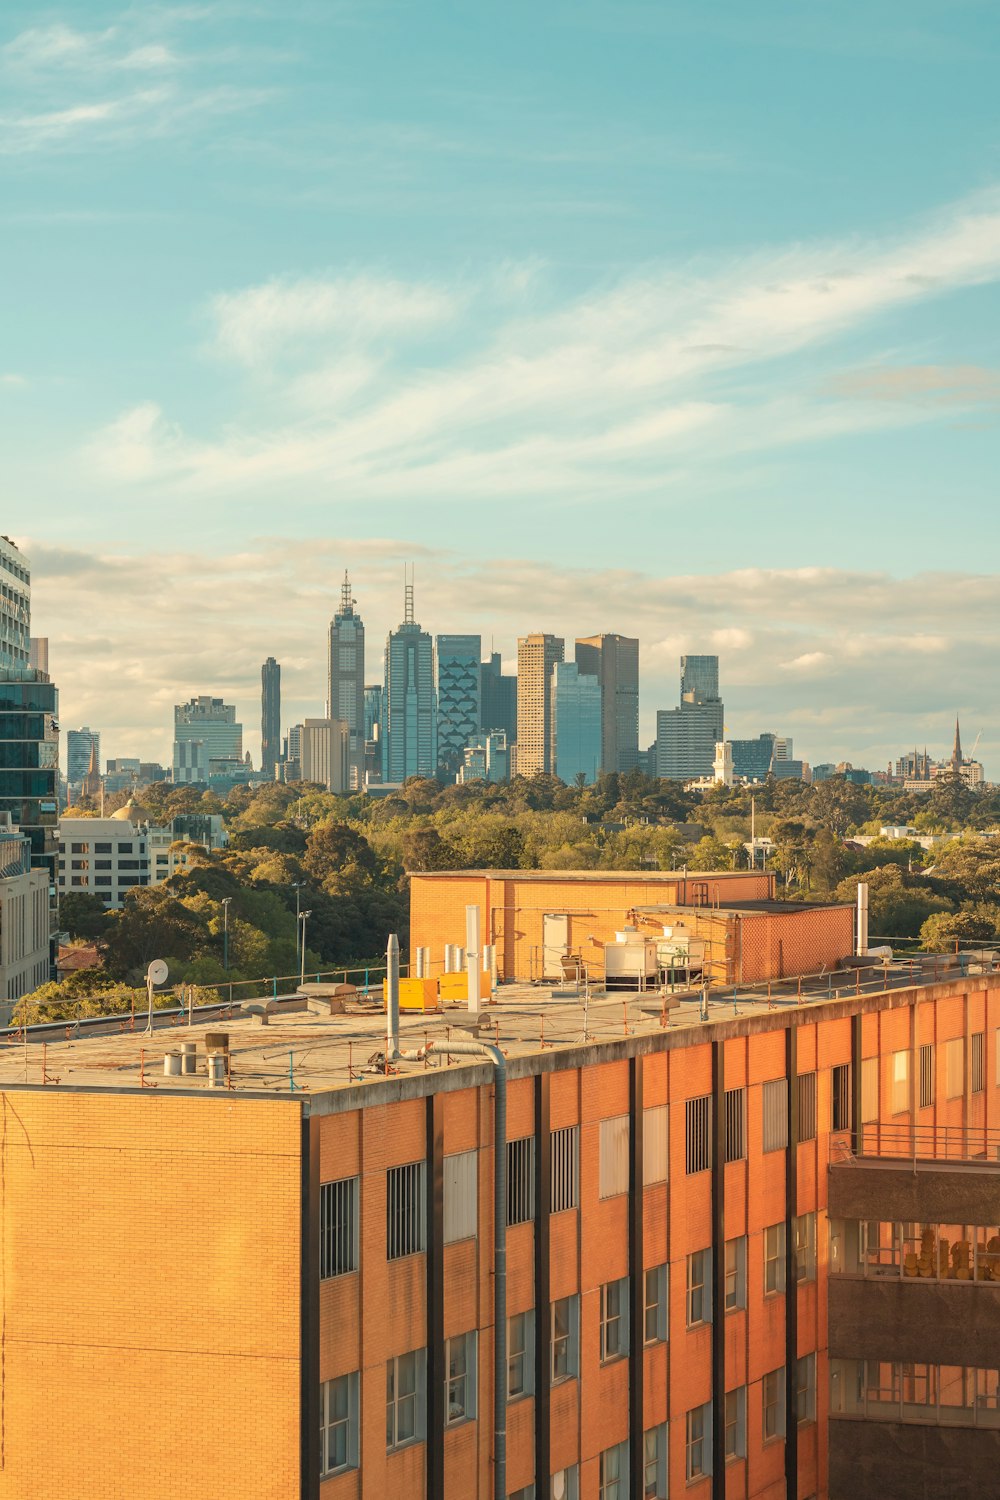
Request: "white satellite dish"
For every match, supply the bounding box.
[146,959,169,987]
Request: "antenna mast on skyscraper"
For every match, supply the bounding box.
[341,569,354,615]
[404,564,415,625]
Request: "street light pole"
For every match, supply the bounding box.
[293,882,305,970]
[299,910,311,988]
[222,896,232,970]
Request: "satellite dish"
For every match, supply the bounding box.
[146,959,169,987]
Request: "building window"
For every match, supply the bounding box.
[686,1248,712,1326]
[599,1115,629,1199]
[686,1402,712,1481]
[763,1367,786,1440]
[762,1078,788,1152]
[599,1440,628,1500]
[443,1150,477,1243]
[796,1353,816,1424]
[946,1038,965,1099]
[643,1423,667,1498]
[550,1468,578,1500]
[725,1236,747,1311]
[550,1126,579,1213]
[794,1212,816,1282]
[507,1311,534,1400]
[507,1137,535,1225]
[972,1031,985,1093]
[386,1350,426,1450]
[320,1176,358,1278]
[832,1063,853,1131]
[511,1487,536,1500]
[861,1057,879,1123]
[685,1095,711,1174]
[70,842,89,854]
[70,859,88,871]
[891,1050,910,1114]
[600,1278,629,1363]
[797,1072,817,1141]
[643,1104,668,1184]
[94,859,112,871]
[551,1295,579,1383]
[445,1331,477,1425]
[644,1263,668,1344]
[94,842,112,853]
[765,1222,786,1294]
[724,1386,746,1461]
[94,875,112,887]
[387,1162,426,1260]
[320,1372,359,1475]
[919,1043,935,1108]
[724,1087,746,1162]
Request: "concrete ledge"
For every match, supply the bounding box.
[829,1157,1000,1224]
[829,1275,1000,1366]
[830,1416,1000,1500]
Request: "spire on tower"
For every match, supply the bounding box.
[340,570,354,615]
[952,716,963,770]
[404,565,415,626]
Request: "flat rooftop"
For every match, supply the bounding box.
[408,869,766,882]
[0,953,987,1104]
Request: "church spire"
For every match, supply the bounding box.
[952,716,963,770]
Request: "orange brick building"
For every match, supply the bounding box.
[1,870,998,1500]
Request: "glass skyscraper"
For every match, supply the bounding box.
[435,634,481,776]
[383,579,436,782]
[656,655,724,781]
[551,661,602,785]
[260,658,281,779]
[327,572,365,788]
[0,537,59,881]
[480,651,517,741]
[575,633,639,774]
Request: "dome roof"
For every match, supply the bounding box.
[111,797,149,823]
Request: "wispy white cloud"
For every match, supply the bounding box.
[83,190,1000,501]
[828,363,1000,406]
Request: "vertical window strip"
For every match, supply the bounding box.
[919,1044,935,1108]
[797,1072,817,1141]
[861,1057,879,1123]
[685,1094,711,1174]
[387,1161,426,1260]
[599,1115,629,1199]
[642,1104,668,1184]
[724,1087,746,1162]
[506,1137,535,1226]
[320,1176,358,1279]
[762,1079,788,1152]
[972,1031,985,1093]
[550,1125,579,1212]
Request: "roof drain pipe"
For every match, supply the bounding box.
[399,1035,507,1500]
[386,932,400,1059]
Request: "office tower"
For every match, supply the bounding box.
[28,637,48,673]
[0,814,49,999]
[435,634,481,776]
[773,736,794,762]
[551,661,602,785]
[363,684,383,742]
[172,697,243,785]
[66,727,101,786]
[480,651,517,741]
[300,719,350,793]
[515,633,564,776]
[458,731,510,785]
[656,655,724,781]
[327,572,365,789]
[0,538,58,879]
[261,658,281,780]
[574,633,639,774]
[730,733,778,782]
[383,578,436,782]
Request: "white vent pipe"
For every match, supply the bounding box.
[386,932,400,1057]
[466,904,481,1013]
[856,882,869,957]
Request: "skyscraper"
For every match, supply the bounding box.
[551,661,602,784]
[327,572,365,789]
[480,651,517,741]
[435,634,481,776]
[574,633,639,774]
[0,538,59,880]
[300,718,350,793]
[173,698,243,784]
[656,654,724,781]
[66,727,101,787]
[383,577,436,782]
[260,658,281,780]
[516,633,564,776]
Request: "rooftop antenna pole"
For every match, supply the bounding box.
[404,564,415,626]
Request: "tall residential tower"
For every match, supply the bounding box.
[515,633,564,777]
[261,658,281,780]
[383,577,436,783]
[327,572,365,789]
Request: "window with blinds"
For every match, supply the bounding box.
[320,1176,359,1279]
[972,1031,985,1093]
[599,1116,629,1199]
[946,1037,965,1099]
[443,1150,477,1244]
[550,1126,579,1213]
[724,1087,746,1162]
[506,1137,535,1226]
[832,1063,852,1131]
[643,1105,668,1185]
[797,1072,817,1142]
[762,1079,788,1153]
[386,1162,426,1260]
[685,1095,711,1174]
[891,1050,910,1115]
[919,1043,934,1108]
[861,1057,879,1123]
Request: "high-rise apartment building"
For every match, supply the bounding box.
[551,661,602,785]
[480,651,517,742]
[7,866,1000,1499]
[66,727,101,786]
[575,633,639,774]
[261,658,281,780]
[516,633,564,777]
[436,635,481,776]
[300,718,351,793]
[172,697,243,784]
[0,539,58,879]
[327,573,366,788]
[383,580,436,783]
[656,655,724,781]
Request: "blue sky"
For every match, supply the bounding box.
[4,1,1000,770]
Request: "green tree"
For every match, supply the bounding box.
[58,891,113,941]
[833,865,950,939]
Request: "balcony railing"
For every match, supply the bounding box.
[832,1122,1000,1168]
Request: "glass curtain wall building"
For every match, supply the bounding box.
[0,538,59,882]
[383,580,436,782]
[435,635,481,777]
[551,662,602,785]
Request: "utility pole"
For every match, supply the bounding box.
[222,897,232,970]
[299,910,311,988]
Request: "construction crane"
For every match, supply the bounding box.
[970,729,984,760]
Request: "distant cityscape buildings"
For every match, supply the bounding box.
[551,660,601,785]
[435,634,481,776]
[575,632,639,774]
[172,696,243,785]
[260,658,280,781]
[383,578,436,782]
[0,538,58,882]
[655,653,725,780]
[516,632,564,776]
[327,573,365,789]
